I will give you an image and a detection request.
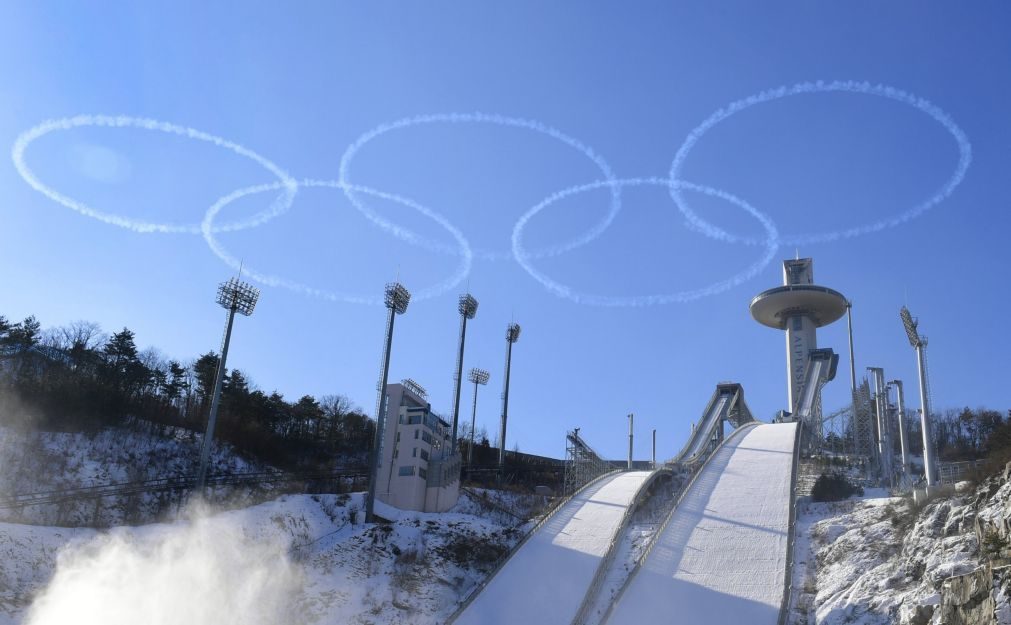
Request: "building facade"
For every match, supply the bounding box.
[376,381,461,513]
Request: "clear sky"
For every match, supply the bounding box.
[2,2,1009,461]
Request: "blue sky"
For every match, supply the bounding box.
[2,2,1009,460]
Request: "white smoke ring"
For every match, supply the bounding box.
[511,178,780,307]
[12,115,299,234]
[201,179,473,305]
[668,80,972,245]
[339,112,622,262]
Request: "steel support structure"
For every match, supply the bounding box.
[869,367,894,488]
[889,380,912,483]
[563,429,608,496]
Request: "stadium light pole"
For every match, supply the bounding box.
[365,282,411,523]
[467,367,490,465]
[196,277,259,493]
[450,294,479,454]
[900,306,938,488]
[498,323,521,475]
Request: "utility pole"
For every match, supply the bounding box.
[365,282,410,523]
[196,277,259,493]
[498,323,521,477]
[627,414,634,470]
[450,294,478,454]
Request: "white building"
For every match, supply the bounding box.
[376,380,461,513]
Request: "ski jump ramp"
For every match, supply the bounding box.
[452,470,654,625]
[606,422,799,625]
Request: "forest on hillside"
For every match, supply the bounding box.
[0,314,376,470]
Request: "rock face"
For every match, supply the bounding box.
[937,565,996,625]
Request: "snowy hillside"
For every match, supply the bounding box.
[0,490,532,625]
[788,486,982,625]
[0,422,270,526]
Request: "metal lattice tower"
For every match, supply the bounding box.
[366,282,411,522]
[563,429,608,496]
[851,378,877,470]
[196,277,259,493]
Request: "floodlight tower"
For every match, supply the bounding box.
[888,379,912,482]
[750,258,848,416]
[365,282,411,523]
[196,277,260,492]
[900,306,939,487]
[498,323,521,472]
[450,294,479,454]
[467,367,490,464]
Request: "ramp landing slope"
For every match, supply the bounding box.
[453,470,653,625]
[606,423,798,625]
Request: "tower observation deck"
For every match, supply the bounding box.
[750,258,847,416]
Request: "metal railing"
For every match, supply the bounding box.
[778,421,803,625]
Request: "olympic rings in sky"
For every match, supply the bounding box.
[338,112,621,262]
[10,82,972,306]
[12,115,298,234]
[201,179,472,305]
[511,178,780,307]
[669,80,972,246]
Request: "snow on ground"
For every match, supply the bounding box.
[607,423,797,625]
[788,488,980,625]
[0,423,270,526]
[0,490,529,625]
[453,470,653,625]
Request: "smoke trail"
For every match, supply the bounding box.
[23,503,302,625]
[201,179,473,305]
[511,177,780,307]
[11,115,298,234]
[338,112,622,261]
[668,80,972,245]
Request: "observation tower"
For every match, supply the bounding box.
[750,258,847,417]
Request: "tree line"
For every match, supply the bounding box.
[0,314,375,470]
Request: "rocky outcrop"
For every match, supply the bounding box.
[937,564,996,625]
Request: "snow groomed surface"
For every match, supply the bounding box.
[606,422,798,625]
[453,470,653,625]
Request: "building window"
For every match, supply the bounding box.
[398,466,415,477]
[396,432,400,442]
[414,430,419,439]
[420,449,429,461]
[422,431,433,445]
[419,468,427,480]
[412,447,417,458]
